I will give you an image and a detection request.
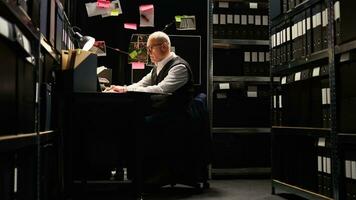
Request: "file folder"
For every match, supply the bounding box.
[312,3,322,52]
[305,8,313,56]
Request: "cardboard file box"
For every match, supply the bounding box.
[60,50,98,92]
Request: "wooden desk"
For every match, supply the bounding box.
[61,92,157,199]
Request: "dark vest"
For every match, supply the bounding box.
[150,56,194,112]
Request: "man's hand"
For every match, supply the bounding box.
[103,85,127,93]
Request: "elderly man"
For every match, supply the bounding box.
[106,31,194,111]
[106,31,195,186]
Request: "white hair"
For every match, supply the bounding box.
[148,31,171,48]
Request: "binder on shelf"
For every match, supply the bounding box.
[334,1,356,44]
[276,25,282,65]
[40,0,49,39]
[334,1,341,45]
[258,51,268,75]
[321,78,330,128]
[213,13,219,38]
[272,89,283,126]
[255,15,264,40]
[248,14,258,40]
[312,3,322,53]
[301,11,307,58]
[232,13,241,39]
[13,25,32,57]
[285,23,292,63]
[301,68,311,80]
[305,8,313,56]
[55,5,64,52]
[291,15,298,60]
[219,14,227,39]
[0,16,15,41]
[320,65,329,76]
[273,95,278,125]
[271,27,276,66]
[289,0,295,11]
[346,147,356,198]
[226,12,234,39]
[280,24,286,64]
[251,51,258,74]
[49,0,56,46]
[316,138,332,197]
[282,0,288,13]
[317,155,323,194]
[240,14,248,39]
[243,51,251,75]
[321,2,328,50]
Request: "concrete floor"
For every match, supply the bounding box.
[74,179,307,200]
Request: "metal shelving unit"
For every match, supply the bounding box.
[210,0,271,176]
[272,180,333,200]
[213,127,271,134]
[213,39,269,48]
[269,0,356,199]
[271,49,329,75]
[213,76,280,82]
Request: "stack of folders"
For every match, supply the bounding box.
[334,1,356,45]
[317,137,332,198]
[243,51,270,76]
[213,1,268,39]
[270,1,332,68]
[321,79,331,128]
[282,0,308,13]
[344,153,356,200]
[278,65,329,127]
[272,89,283,126]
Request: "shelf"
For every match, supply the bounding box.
[272,179,333,200]
[212,167,270,176]
[73,180,132,184]
[272,126,331,131]
[272,126,331,137]
[0,0,40,40]
[213,76,280,82]
[213,0,248,2]
[271,49,329,75]
[40,34,60,63]
[213,127,271,134]
[338,133,356,145]
[213,39,269,48]
[271,0,322,27]
[0,130,56,152]
[335,39,356,55]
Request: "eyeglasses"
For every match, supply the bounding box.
[146,43,163,52]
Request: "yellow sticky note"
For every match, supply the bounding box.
[111,9,119,16]
[175,16,182,22]
[129,50,138,59]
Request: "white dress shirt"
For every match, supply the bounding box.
[126,52,188,94]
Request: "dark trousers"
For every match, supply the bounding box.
[141,110,192,183]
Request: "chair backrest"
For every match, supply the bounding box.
[189,93,211,163]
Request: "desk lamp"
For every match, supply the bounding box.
[74,32,95,51]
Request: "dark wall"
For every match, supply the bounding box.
[70,0,208,93]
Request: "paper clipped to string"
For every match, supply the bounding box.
[86,0,122,17]
[139,4,154,27]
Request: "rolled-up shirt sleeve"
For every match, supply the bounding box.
[126,64,188,94]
